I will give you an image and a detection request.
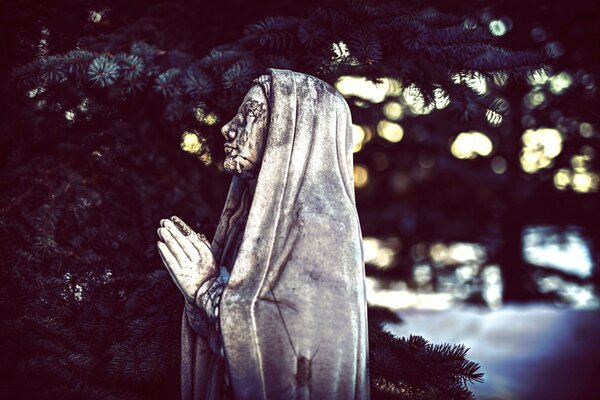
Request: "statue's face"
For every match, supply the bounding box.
[221,85,269,180]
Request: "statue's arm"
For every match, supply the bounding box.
[184,267,229,336]
[184,300,210,336]
[196,267,229,322]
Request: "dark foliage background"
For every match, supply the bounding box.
[1,0,598,398]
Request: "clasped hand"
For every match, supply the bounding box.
[157,216,217,303]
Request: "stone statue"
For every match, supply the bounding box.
[157,69,369,399]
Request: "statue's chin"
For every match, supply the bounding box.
[224,156,257,180]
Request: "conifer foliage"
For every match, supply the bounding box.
[2,0,562,398]
[10,1,549,132]
[370,331,483,400]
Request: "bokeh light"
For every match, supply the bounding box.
[523,226,593,278]
[571,171,598,193]
[579,122,594,138]
[352,124,365,153]
[520,128,562,173]
[525,90,546,109]
[414,264,432,285]
[450,131,493,159]
[365,277,454,310]
[552,153,599,193]
[364,241,496,310]
[530,26,548,42]
[363,237,398,269]
[571,154,598,193]
[549,71,573,95]
[386,78,403,96]
[553,169,570,190]
[383,101,403,120]
[181,131,202,153]
[537,276,598,308]
[489,19,507,36]
[450,242,485,263]
[336,76,390,103]
[482,265,503,309]
[203,113,218,125]
[353,164,369,188]
[194,107,219,125]
[377,120,404,143]
[491,156,507,174]
[180,131,211,165]
[429,242,486,264]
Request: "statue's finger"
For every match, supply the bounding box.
[170,215,193,236]
[164,218,187,234]
[164,220,198,260]
[158,241,179,277]
[188,232,212,257]
[160,228,190,265]
[158,242,188,296]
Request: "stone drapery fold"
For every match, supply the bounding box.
[181,69,369,400]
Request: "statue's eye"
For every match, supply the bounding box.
[243,99,265,119]
[235,113,245,126]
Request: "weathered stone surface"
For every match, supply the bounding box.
[158,69,369,399]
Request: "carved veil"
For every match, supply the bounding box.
[181,69,369,400]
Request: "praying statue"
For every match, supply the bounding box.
[157,69,369,399]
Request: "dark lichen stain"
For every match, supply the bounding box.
[309,270,320,281]
[296,355,311,387]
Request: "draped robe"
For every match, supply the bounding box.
[181,69,369,399]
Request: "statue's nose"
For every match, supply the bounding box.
[221,124,234,140]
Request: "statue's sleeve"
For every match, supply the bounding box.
[184,267,230,340]
[183,300,209,336]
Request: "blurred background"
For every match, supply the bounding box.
[1,0,599,399]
